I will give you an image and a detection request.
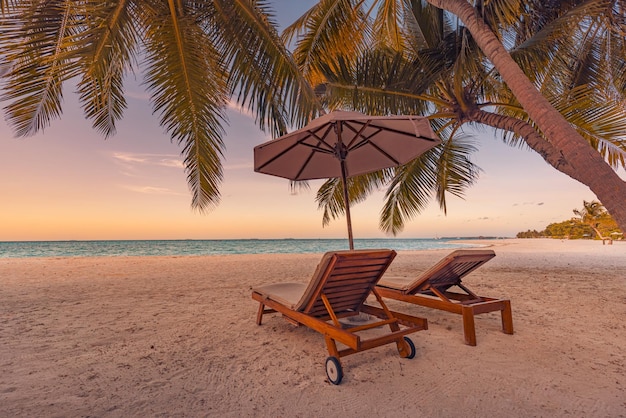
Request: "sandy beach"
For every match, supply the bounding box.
[1,238,624,417]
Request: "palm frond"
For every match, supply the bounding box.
[552,85,626,168]
[403,0,447,51]
[380,121,479,234]
[211,0,319,136]
[316,170,390,226]
[433,130,480,212]
[478,0,526,36]
[140,0,228,211]
[0,0,18,15]
[281,0,323,46]
[450,27,487,90]
[492,78,626,168]
[371,0,405,51]
[316,178,345,227]
[510,0,625,100]
[286,0,369,85]
[379,146,439,235]
[1,1,84,136]
[320,49,446,115]
[77,0,139,138]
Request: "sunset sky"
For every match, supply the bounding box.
[1,2,620,242]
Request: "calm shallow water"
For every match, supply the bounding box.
[0,238,487,258]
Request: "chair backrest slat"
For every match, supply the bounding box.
[295,249,396,317]
[409,249,495,294]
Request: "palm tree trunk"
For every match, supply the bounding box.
[427,0,626,231]
[467,109,580,180]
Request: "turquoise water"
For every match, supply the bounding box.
[0,238,486,258]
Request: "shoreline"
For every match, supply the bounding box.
[1,236,623,260]
[1,239,624,416]
[0,237,485,259]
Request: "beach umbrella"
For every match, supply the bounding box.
[253,110,440,249]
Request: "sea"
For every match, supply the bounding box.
[0,238,493,259]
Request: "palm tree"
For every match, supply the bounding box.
[573,200,615,242]
[0,0,319,211]
[427,0,626,230]
[285,0,626,233]
[284,2,484,234]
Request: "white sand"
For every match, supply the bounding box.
[0,239,624,417]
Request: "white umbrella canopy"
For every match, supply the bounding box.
[254,110,440,249]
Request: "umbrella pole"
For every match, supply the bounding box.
[335,122,354,250]
[340,159,355,250]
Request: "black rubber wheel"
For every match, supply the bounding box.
[403,336,416,359]
[325,356,343,385]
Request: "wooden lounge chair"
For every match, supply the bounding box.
[376,249,513,346]
[251,249,428,385]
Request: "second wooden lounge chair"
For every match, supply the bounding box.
[252,249,428,385]
[376,249,513,346]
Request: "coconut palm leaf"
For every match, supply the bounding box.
[211,0,319,136]
[0,0,17,14]
[379,123,479,234]
[1,0,320,213]
[1,1,84,136]
[139,1,228,211]
[320,48,454,115]
[432,129,480,212]
[370,0,406,51]
[315,170,391,227]
[282,0,369,85]
[401,0,443,53]
[475,0,525,35]
[552,85,626,168]
[379,145,439,235]
[509,0,626,100]
[76,0,138,138]
[288,0,626,230]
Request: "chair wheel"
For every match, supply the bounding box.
[403,336,416,359]
[325,356,343,385]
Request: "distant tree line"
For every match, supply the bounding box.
[517,201,622,240]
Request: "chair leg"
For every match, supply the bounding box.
[501,300,514,335]
[325,336,340,358]
[461,305,477,346]
[256,303,265,325]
